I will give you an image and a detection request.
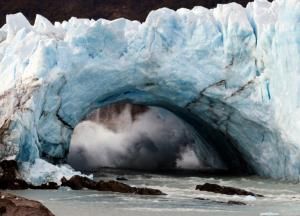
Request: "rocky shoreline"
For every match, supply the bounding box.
[61,175,166,195]
[0,160,165,195]
[0,160,265,215]
[0,159,166,215]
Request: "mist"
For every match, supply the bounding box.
[67,104,204,171]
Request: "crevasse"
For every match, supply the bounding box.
[1,0,300,183]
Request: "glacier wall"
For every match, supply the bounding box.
[0,0,300,180]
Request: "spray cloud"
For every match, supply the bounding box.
[68,103,203,171]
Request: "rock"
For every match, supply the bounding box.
[29,182,59,190]
[0,159,61,190]
[0,179,29,190]
[196,183,263,197]
[133,187,166,195]
[0,160,29,190]
[0,160,19,180]
[61,176,166,195]
[95,180,133,193]
[95,180,166,195]
[0,206,6,214]
[195,197,210,201]
[227,200,247,205]
[61,175,97,190]
[195,197,247,205]
[0,191,54,216]
[116,176,128,181]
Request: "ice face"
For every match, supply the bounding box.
[1,0,300,181]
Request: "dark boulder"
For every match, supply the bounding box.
[195,197,246,205]
[133,187,166,195]
[29,182,59,190]
[0,191,54,216]
[61,176,166,195]
[0,160,29,190]
[195,197,210,201]
[95,180,133,193]
[61,175,97,190]
[196,183,263,197]
[0,179,29,190]
[0,160,61,190]
[0,160,18,171]
[95,180,166,195]
[0,160,19,180]
[116,176,128,181]
[227,200,247,205]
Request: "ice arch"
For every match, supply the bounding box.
[1,0,300,180]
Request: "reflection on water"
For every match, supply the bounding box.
[8,169,300,216]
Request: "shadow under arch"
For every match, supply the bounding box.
[64,87,254,175]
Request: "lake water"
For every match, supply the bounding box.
[8,169,300,216]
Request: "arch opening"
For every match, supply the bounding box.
[66,99,254,176]
[68,103,206,171]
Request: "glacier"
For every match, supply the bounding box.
[0,0,300,182]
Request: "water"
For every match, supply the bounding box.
[8,169,300,216]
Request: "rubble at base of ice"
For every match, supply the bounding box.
[19,159,88,185]
[1,0,300,182]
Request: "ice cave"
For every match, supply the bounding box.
[1,0,300,183]
[68,102,234,172]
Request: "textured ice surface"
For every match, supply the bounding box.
[1,0,300,181]
[20,159,85,185]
